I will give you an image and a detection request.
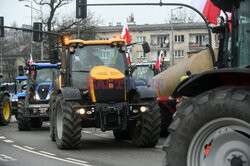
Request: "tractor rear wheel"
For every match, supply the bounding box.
[129,98,161,147]
[54,94,82,149]
[0,95,11,126]
[163,86,250,166]
[17,99,31,131]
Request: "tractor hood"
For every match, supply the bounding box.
[89,66,126,103]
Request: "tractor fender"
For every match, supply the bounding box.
[59,87,82,101]
[173,68,250,98]
[0,92,10,100]
[135,86,157,99]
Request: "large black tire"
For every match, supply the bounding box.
[49,93,56,142]
[113,129,131,141]
[0,95,11,126]
[160,106,173,137]
[163,86,250,166]
[31,118,43,128]
[54,94,82,149]
[129,98,161,147]
[17,99,31,131]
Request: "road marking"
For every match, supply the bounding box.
[23,146,35,150]
[0,136,6,139]
[39,151,56,156]
[3,140,14,143]
[12,145,92,166]
[82,131,92,134]
[66,158,89,164]
[0,154,17,161]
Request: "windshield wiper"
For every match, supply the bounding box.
[72,69,90,72]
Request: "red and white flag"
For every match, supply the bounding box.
[126,49,130,64]
[121,21,131,44]
[155,50,164,70]
[27,54,34,77]
[191,0,221,25]
[29,53,33,66]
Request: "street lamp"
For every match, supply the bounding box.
[171,7,182,66]
[24,4,44,60]
[19,0,33,57]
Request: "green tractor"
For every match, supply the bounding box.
[163,0,250,165]
[0,73,12,126]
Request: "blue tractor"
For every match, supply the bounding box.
[11,76,27,119]
[17,62,60,130]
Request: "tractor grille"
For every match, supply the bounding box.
[93,79,125,102]
[38,85,50,99]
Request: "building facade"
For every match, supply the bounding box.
[95,22,218,67]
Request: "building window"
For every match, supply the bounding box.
[174,50,184,57]
[174,35,184,42]
[100,38,109,40]
[137,36,146,42]
[157,36,168,45]
[137,51,145,59]
[196,35,206,46]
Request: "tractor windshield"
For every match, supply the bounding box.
[70,45,126,90]
[70,45,126,73]
[16,80,27,93]
[133,66,154,80]
[233,0,250,67]
[34,68,57,83]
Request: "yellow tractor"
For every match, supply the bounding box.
[49,38,161,149]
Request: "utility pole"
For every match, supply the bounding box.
[171,7,182,66]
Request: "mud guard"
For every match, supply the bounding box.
[60,87,82,101]
[136,86,157,99]
[173,68,250,98]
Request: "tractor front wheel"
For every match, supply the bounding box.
[17,99,31,131]
[0,95,11,126]
[54,94,82,149]
[129,98,161,147]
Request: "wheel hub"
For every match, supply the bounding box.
[3,101,10,120]
[187,118,250,166]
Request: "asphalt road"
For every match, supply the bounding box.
[0,118,166,166]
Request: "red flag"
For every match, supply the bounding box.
[191,0,221,25]
[155,50,164,70]
[121,21,131,44]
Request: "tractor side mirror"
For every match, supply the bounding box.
[50,49,59,64]
[142,42,150,53]
[21,84,27,90]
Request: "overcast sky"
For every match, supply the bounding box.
[0,0,194,27]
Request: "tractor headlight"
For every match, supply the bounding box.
[140,106,149,112]
[76,108,86,115]
[46,93,50,100]
[34,92,40,100]
[11,99,18,102]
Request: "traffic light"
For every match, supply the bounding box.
[33,22,43,42]
[18,66,24,76]
[76,0,87,19]
[0,17,4,37]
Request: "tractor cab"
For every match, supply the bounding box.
[29,63,60,102]
[132,62,157,86]
[11,76,27,117]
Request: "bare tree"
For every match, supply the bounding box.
[165,8,202,23]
